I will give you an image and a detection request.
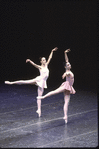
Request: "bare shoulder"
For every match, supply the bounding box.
[66,71,74,77]
[66,71,70,75]
[39,65,42,70]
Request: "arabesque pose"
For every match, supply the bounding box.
[37,49,76,123]
[5,47,58,117]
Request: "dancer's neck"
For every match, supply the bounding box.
[41,63,46,67]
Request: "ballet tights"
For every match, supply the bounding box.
[37,87,44,117]
[63,91,70,123]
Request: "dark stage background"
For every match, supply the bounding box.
[0,0,97,91]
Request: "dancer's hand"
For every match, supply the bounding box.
[52,47,58,52]
[26,59,30,63]
[64,49,70,53]
[62,72,66,79]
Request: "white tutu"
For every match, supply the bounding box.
[34,66,49,89]
[35,76,47,88]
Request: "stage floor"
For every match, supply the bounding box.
[0,84,98,148]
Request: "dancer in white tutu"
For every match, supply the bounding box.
[37,49,76,123]
[5,47,58,117]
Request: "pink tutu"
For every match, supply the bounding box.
[60,81,76,94]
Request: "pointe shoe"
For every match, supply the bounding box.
[64,118,68,124]
[63,117,68,124]
[5,81,11,84]
[36,110,41,117]
[37,96,42,100]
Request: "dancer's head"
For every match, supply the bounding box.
[40,57,46,65]
[65,62,71,70]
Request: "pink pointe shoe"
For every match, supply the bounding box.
[63,117,68,124]
[36,110,41,117]
[5,81,11,84]
[37,96,42,100]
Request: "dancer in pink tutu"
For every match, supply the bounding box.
[5,47,58,117]
[37,49,76,123]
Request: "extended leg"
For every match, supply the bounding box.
[37,86,65,100]
[63,90,70,123]
[36,87,44,117]
[5,78,37,85]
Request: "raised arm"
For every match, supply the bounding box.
[64,48,70,63]
[26,59,41,69]
[46,47,58,65]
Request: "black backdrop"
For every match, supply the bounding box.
[0,0,97,91]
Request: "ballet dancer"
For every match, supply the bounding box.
[5,47,58,117]
[37,49,76,123]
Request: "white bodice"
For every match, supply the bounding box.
[39,66,49,80]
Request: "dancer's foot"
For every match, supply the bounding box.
[37,96,43,100]
[63,116,68,124]
[65,119,67,124]
[5,81,12,85]
[36,110,41,117]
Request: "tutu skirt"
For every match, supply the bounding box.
[60,81,76,94]
[34,76,47,89]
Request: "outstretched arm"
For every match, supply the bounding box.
[46,47,58,65]
[26,59,41,69]
[64,49,70,63]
